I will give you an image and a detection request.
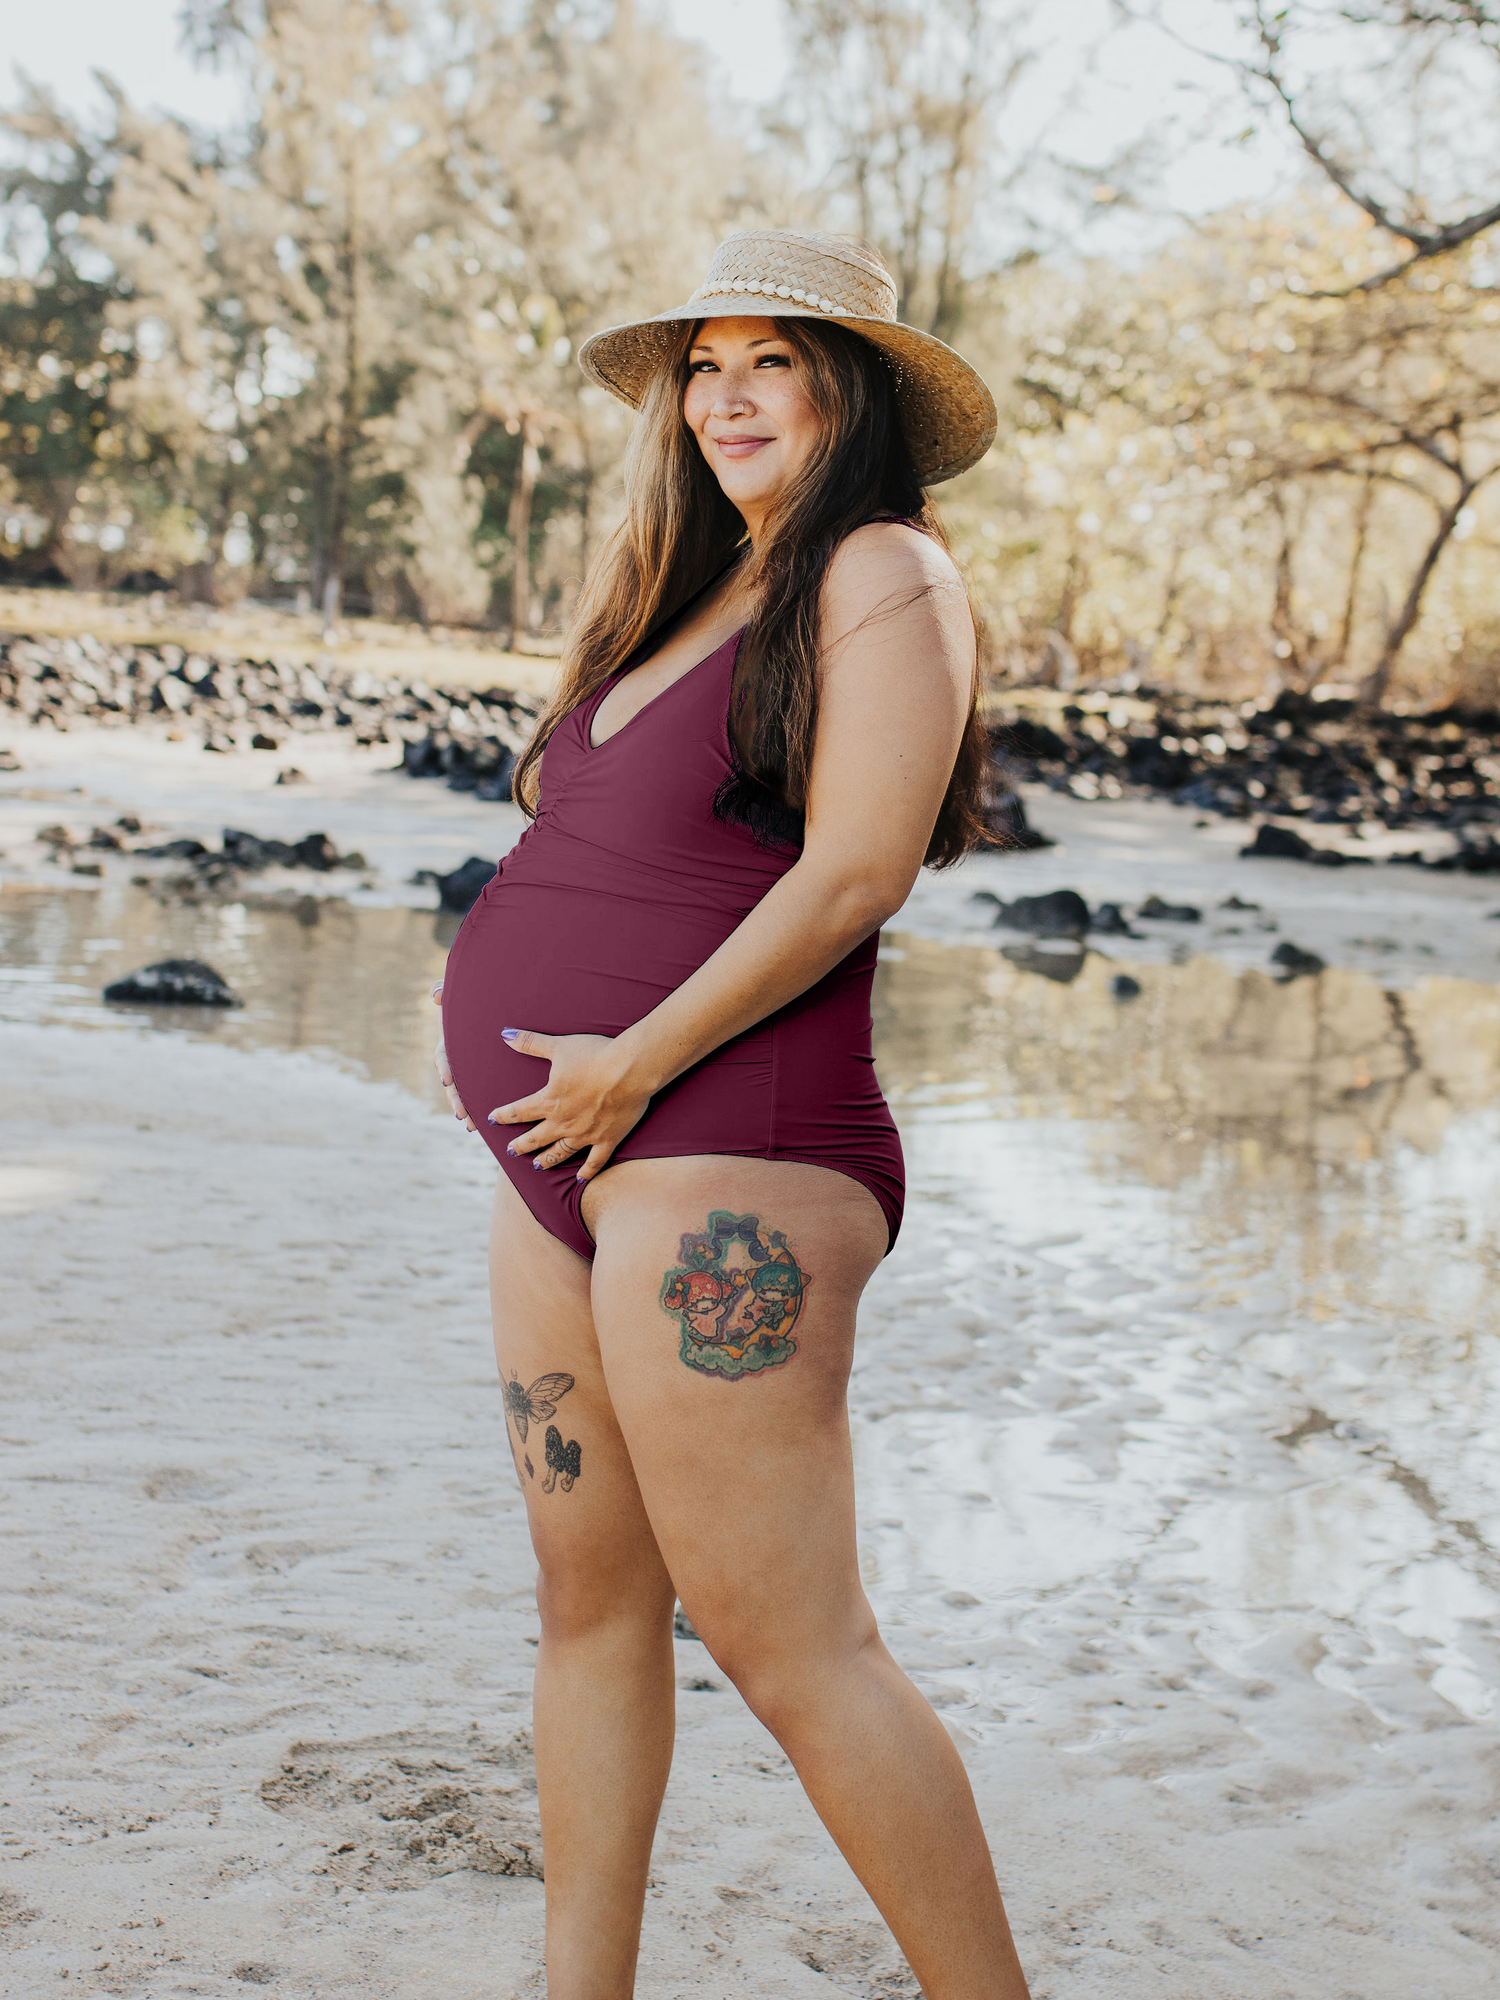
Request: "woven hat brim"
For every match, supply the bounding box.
[577,296,997,486]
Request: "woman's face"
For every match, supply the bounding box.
[682,317,823,534]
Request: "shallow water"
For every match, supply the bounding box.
[6,880,1500,1958]
[0,879,461,1111]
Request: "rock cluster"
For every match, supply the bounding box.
[36,817,367,894]
[0,629,539,792]
[974,886,1325,987]
[973,888,1204,937]
[991,686,1500,867]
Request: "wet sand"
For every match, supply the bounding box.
[4,723,1500,1997]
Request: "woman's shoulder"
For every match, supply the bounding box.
[823,519,966,626]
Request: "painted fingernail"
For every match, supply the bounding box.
[489,1113,499,1125]
[505,1142,516,1154]
[532,1159,543,1171]
[501,1027,519,1042]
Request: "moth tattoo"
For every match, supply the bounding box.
[543,1425,582,1493]
[659,1211,809,1380]
[503,1370,575,1444]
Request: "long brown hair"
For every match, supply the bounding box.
[514,316,990,867]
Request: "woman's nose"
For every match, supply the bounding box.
[712,375,754,416]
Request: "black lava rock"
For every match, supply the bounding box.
[222,828,293,870]
[290,832,341,871]
[137,837,209,860]
[1138,894,1201,923]
[475,748,517,803]
[436,856,496,912]
[103,958,242,1007]
[1111,973,1142,1001]
[1089,901,1138,936]
[1000,940,1087,983]
[1271,942,1325,979]
[984,789,1054,851]
[1239,821,1353,865]
[1422,834,1500,874]
[979,888,1091,938]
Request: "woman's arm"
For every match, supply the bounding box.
[491,523,975,1181]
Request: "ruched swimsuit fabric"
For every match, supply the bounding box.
[441,630,905,1261]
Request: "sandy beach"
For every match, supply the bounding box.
[4,720,1500,1998]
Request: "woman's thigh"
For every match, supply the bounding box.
[582,1156,889,1669]
[488,1171,671,1613]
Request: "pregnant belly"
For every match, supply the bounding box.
[444,878,742,1041]
[439,877,772,1138]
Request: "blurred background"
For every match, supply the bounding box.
[3,0,1498,712]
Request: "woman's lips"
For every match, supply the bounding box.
[714,434,774,458]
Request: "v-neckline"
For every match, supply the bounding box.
[586,626,745,752]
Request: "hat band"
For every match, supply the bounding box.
[686,277,859,317]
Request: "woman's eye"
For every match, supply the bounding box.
[690,359,718,373]
[755,353,791,367]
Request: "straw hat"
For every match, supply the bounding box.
[577,229,997,486]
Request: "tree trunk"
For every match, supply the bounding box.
[1335,471,1376,672]
[928,0,985,343]
[1268,486,1308,687]
[1361,479,1476,709]
[508,417,541,641]
[1055,532,1086,645]
[323,157,362,640]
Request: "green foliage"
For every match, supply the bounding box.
[3,0,1499,707]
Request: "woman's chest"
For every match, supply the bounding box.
[589,620,746,748]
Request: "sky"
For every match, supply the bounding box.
[2,1,790,125]
[1,0,1297,228]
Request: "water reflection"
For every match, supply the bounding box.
[873,933,1500,1339]
[0,880,459,1109]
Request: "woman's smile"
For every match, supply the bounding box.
[712,431,775,458]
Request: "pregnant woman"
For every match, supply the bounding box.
[436,230,1031,2000]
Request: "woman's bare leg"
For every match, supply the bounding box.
[488,1174,677,1997]
[583,1156,1031,2000]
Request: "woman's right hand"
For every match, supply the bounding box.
[432,979,476,1130]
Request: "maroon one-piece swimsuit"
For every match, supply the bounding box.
[440,629,905,1260]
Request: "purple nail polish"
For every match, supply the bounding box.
[501,1027,519,1042]
[505,1142,516,1154]
[532,1159,543,1171]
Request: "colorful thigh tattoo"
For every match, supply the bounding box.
[659,1212,810,1380]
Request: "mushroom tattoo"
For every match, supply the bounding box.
[542,1424,582,1494]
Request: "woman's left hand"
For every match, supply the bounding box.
[488,1029,654,1182]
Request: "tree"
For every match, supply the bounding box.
[450,0,763,631]
[0,81,165,584]
[1131,0,1500,291]
[954,192,1500,705]
[775,0,1052,341]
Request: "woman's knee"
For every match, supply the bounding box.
[691,1599,880,1735]
[534,1541,675,1646]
